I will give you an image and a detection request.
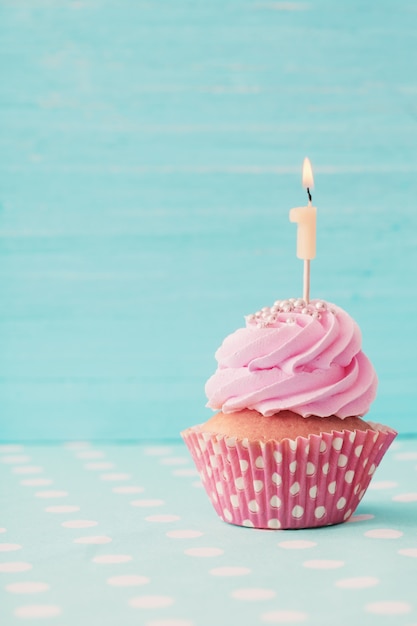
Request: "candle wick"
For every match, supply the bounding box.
[307,187,312,203]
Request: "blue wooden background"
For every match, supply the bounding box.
[1,0,416,441]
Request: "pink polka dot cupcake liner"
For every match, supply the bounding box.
[181,423,397,530]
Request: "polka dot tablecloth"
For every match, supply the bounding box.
[1,438,416,626]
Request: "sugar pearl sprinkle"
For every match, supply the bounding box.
[246,299,333,328]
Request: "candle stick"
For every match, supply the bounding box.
[289,158,316,303]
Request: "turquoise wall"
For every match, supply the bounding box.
[1,1,416,440]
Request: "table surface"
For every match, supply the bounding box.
[1,437,416,626]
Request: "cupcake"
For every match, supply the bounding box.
[182,298,397,530]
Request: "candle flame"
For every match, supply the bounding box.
[302,157,314,189]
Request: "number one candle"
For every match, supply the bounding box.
[289,157,316,303]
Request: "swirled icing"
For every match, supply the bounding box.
[205,300,377,418]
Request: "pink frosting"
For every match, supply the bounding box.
[205,300,378,418]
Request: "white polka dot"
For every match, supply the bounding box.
[145,515,180,523]
[160,457,188,466]
[129,595,174,609]
[347,513,374,523]
[335,576,379,589]
[101,473,131,481]
[242,520,254,527]
[322,463,329,475]
[268,519,281,529]
[253,480,264,493]
[92,554,132,564]
[398,548,417,558]
[261,610,308,623]
[0,562,33,573]
[393,492,417,502]
[184,547,224,557]
[368,463,376,475]
[235,477,245,490]
[1,455,31,464]
[62,520,98,529]
[45,505,80,514]
[76,450,105,459]
[289,440,297,451]
[12,466,43,475]
[74,535,112,544]
[166,530,203,539]
[291,505,304,519]
[144,446,172,456]
[319,440,327,452]
[273,451,282,463]
[337,454,348,468]
[394,451,417,460]
[131,499,164,508]
[107,575,149,587]
[223,508,233,522]
[6,582,50,594]
[270,495,281,508]
[271,473,282,486]
[35,490,68,499]
[254,456,264,469]
[210,566,251,577]
[289,482,300,495]
[369,480,398,490]
[314,506,326,519]
[289,461,297,473]
[84,461,115,471]
[306,462,315,475]
[332,437,343,451]
[20,479,53,487]
[365,601,412,615]
[354,445,363,457]
[172,468,199,477]
[303,560,344,569]
[344,470,355,483]
[0,543,22,552]
[327,481,336,494]
[239,459,248,472]
[279,540,317,550]
[364,529,403,539]
[231,588,276,601]
[14,605,62,619]
[248,500,259,513]
[230,494,239,508]
[112,486,144,494]
[215,481,223,495]
[344,509,352,521]
[309,485,317,498]
[336,497,346,509]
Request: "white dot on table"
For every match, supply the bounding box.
[347,514,374,523]
[364,529,403,539]
[172,468,199,477]
[184,547,224,558]
[335,576,379,589]
[145,621,194,626]
[1,455,31,464]
[398,548,417,558]
[210,566,251,577]
[0,528,6,533]
[0,445,23,453]
[261,610,308,623]
[365,601,412,615]
[64,441,90,449]
[231,588,276,601]
[45,505,80,514]
[191,481,203,488]
[113,486,144,494]
[303,560,344,570]
[34,491,68,499]
[145,515,180,523]
[278,540,317,550]
[100,473,132,481]
[84,462,115,471]
[0,543,22,552]
[130,499,164,508]
[76,450,105,459]
[12,466,43,475]
[160,457,189,466]
[144,446,172,456]
[6,582,50,594]
[14,605,61,619]
[129,595,174,609]
[74,535,112,544]
[392,493,417,502]
[62,520,98,529]
[394,452,417,460]
[166,530,203,539]
[107,575,150,587]
[368,481,398,490]
[92,554,132,564]
[0,562,33,573]
[20,479,53,487]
